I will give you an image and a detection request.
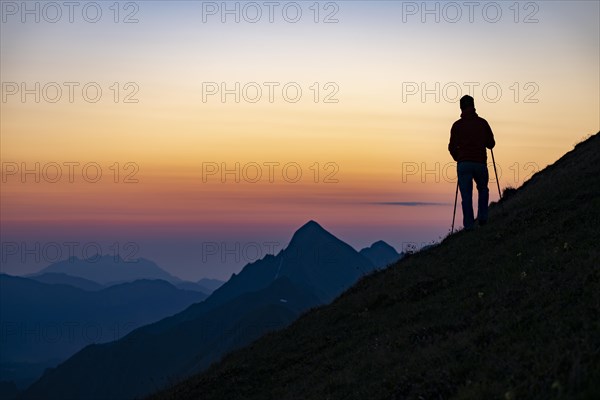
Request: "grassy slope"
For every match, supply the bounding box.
[152,133,600,400]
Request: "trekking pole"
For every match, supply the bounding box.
[451,181,459,233]
[490,149,502,201]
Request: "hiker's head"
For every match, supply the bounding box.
[460,95,475,110]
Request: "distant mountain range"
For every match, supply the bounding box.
[25,272,105,291]
[196,278,225,292]
[21,221,401,400]
[174,279,224,294]
[26,256,225,294]
[0,255,225,391]
[29,255,182,285]
[0,275,207,389]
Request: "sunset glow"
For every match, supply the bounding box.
[1,1,598,279]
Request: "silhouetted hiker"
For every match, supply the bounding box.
[448,95,496,230]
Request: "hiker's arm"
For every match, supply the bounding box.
[486,121,496,149]
[448,125,459,161]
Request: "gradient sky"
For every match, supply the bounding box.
[1,1,599,280]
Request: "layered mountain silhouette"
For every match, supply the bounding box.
[196,278,225,292]
[21,221,391,400]
[174,279,224,294]
[0,275,206,389]
[27,257,224,294]
[27,272,105,291]
[146,133,600,400]
[32,255,181,285]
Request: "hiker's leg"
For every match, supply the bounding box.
[457,162,475,229]
[473,162,490,222]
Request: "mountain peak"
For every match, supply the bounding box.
[371,240,394,249]
[359,240,401,269]
[287,220,334,248]
[298,220,325,232]
[360,240,399,254]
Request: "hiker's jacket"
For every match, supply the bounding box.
[449,108,495,163]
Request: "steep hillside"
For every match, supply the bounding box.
[153,133,600,400]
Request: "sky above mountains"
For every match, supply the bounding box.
[1,1,599,280]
